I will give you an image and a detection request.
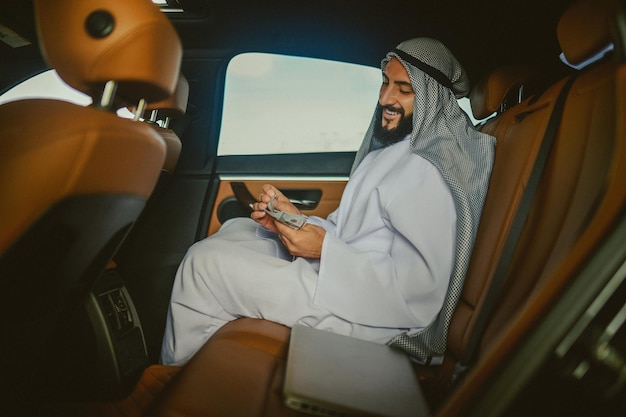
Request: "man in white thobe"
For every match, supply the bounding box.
[161,38,496,366]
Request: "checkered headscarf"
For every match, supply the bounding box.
[352,38,496,363]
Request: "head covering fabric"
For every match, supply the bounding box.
[352,38,496,362]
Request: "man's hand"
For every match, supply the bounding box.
[275,221,326,259]
[250,184,301,233]
[250,184,325,258]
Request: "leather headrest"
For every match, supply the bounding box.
[146,73,189,118]
[35,0,182,106]
[470,65,534,120]
[557,0,617,66]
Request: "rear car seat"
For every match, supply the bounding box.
[439,0,626,414]
[426,0,622,406]
[80,0,624,415]
[469,64,535,125]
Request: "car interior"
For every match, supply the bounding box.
[1,0,625,416]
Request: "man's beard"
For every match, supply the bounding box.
[373,104,413,147]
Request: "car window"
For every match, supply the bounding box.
[218,52,482,156]
[218,53,381,156]
[0,58,483,154]
[0,69,133,119]
[0,70,91,105]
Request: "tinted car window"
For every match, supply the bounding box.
[218,53,381,156]
[218,53,482,156]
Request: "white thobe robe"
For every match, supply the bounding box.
[160,139,456,366]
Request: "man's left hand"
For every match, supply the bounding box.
[275,222,326,259]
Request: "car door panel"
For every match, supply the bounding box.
[207,177,347,236]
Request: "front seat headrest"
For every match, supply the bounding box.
[145,73,190,120]
[35,0,182,106]
[557,0,617,67]
[470,65,534,120]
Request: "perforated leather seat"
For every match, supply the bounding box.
[0,0,181,412]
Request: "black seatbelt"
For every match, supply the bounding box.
[453,75,577,382]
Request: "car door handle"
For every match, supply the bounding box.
[288,199,318,209]
[230,182,320,211]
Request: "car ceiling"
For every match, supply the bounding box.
[0,0,577,91]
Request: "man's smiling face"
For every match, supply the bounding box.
[374,57,414,146]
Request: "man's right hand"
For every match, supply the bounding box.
[250,184,302,233]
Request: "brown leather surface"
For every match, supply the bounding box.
[208,179,347,236]
[147,74,188,172]
[439,60,626,417]
[34,0,182,104]
[145,319,304,417]
[557,0,616,66]
[38,365,181,417]
[157,128,183,173]
[447,76,571,362]
[0,99,166,253]
[469,65,534,119]
[436,2,624,413]
[127,75,188,172]
[146,74,190,118]
[478,59,616,349]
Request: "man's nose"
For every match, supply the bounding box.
[379,87,396,106]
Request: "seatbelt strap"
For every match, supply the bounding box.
[453,75,577,382]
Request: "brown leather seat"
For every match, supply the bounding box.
[112,74,190,363]
[0,0,181,412]
[449,0,618,372]
[469,65,535,121]
[441,0,625,414]
[136,73,190,174]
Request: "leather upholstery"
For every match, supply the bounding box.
[0,0,181,411]
[146,74,190,119]
[435,0,624,406]
[451,0,620,365]
[145,74,189,172]
[557,0,616,66]
[159,129,184,173]
[469,65,534,120]
[0,101,165,253]
[48,365,181,417]
[440,53,626,417]
[145,319,301,417]
[35,0,181,105]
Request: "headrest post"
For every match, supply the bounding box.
[149,110,159,123]
[97,80,118,110]
[163,116,171,129]
[133,99,147,122]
